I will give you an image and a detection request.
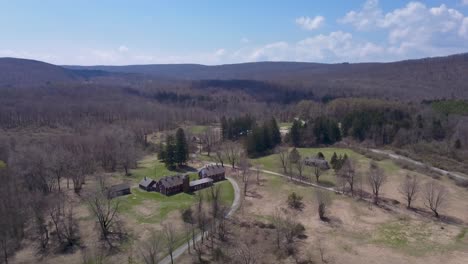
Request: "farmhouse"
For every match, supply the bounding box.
[156,175,190,196]
[304,157,330,170]
[139,177,156,191]
[190,178,214,191]
[107,183,131,198]
[199,164,226,182]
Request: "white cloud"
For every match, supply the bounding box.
[340,0,468,57]
[462,0,468,6]
[295,16,325,30]
[241,37,250,44]
[118,45,129,52]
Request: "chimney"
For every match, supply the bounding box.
[144,176,147,180]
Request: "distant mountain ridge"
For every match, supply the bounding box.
[2,53,468,100]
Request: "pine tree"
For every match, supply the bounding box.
[175,128,188,166]
[289,147,301,164]
[270,118,282,146]
[455,139,462,149]
[262,123,272,151]
[220,116,228,141]
[290,120,301,147]
[330,152,338,169]
[165,135,176,169]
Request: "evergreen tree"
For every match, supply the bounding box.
[290,120,301,147]
[220,116,228,141]
[289,147,301,164]
[165,135,176,169]
[262,123,272,151]
[270,118,282,146]
[330,152,338,169]
[455,139,462,149]
[175,128,188,165]
[317,152,325,160]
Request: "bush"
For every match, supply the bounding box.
[287,192,304,210]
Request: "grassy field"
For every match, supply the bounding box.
[116,154,235,224]
[117,180,234,224]
[187,125,209,134]
[250,147,400,186]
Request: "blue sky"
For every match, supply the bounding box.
[1,0,468,65]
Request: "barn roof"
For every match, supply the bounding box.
[158,175,187,188]
[200,165,225,177]
[190,178,213,187]
[108,183,130,192]
[139,177,155,188]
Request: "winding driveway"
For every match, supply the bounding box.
[158,176,240,264]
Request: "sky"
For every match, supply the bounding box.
[1,0,468,65]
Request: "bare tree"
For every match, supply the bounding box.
[87,177,122,248]
[239,156,251,196]
[234,242,258,264]
[367,161,387,205]
[337,158,357,196]
[181,208,196,253]
[196,193,208,243]
[423,181,448,218]
[313,165,322,183]
[214,146,226,167]
[296,159,304,179]
[225,141,242,168]
[139,231,162,264]
[48,193,79,250]
[276,146,290,175]
[315,190,331,221]
[201,127,219,157]
[254,164,261,185]
[163,223,178,264]
[399,174,420,209]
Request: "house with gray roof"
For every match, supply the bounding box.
[199,164,226,182]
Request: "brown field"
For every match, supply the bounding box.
[178,157,468,264]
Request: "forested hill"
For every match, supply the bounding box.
[65,53,468,99]
[2,53,468,100]
[0,57,111,88]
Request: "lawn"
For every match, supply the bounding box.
[250,147,400,186]
[118,180,234,224]
[187,125,209,134]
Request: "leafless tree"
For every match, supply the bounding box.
[202,127,219,157]
[296,159,304,179]
[367,161,387,205]
[276,146,290,175]
[181,208,196,253]
[196,193,208,243]
[316,190,331,221]
[239,156,251,195]
[399,174,420,209]
[225,141,243,168]
[214,146,226,167]
[234,242,258,264]
[163,223,178,264]
[48,193,79,250]
[337,158,357,196]
[0,167,26,264]
[31,193,49,252]
[313,165,322,183]
[423,181,448,218]
[87,177,123,248]
[139,230,162,264]
[254,164,261,184]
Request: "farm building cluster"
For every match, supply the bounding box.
[139,164,226,195]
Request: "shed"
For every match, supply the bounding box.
[189,178,213,191]
[139,177,156,192]
[108,183,131,198]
